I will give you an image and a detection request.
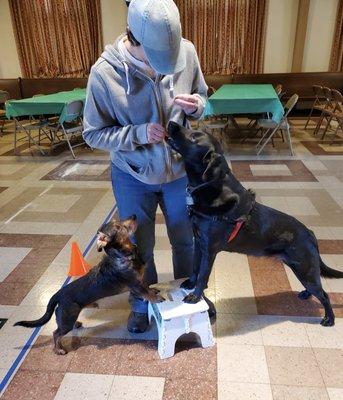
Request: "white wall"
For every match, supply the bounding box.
[101,0,127,46]
[264,0,299,73]
[302,0,339,72]
[0,0,21,78]
[0,0,340,78]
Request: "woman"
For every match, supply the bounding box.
[83,0,208,333]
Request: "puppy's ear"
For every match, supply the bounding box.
[122,216,138,235]
[97,232,110,252]
[202,151,223,181]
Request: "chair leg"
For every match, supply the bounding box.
[256,128,271,148]
[313,112,325,136]
[257,127,278,155]
[304,107,314,130]
[62,127,76,159]
[285,126,294,156]
[321,115,333,141]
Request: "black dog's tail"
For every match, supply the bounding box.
[320,259,343,278]
[14,292,60,328]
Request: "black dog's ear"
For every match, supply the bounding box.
[202,151,223,181]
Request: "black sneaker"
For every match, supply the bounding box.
[127,311,149,333]
[204,295,217,321]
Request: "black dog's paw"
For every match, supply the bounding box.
[180,279,196,290]
[298,290,312,300]
[320,316,335,327]
[183,293,201,303]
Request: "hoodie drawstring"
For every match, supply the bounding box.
[169,75,174,98]
[123,62,131,95]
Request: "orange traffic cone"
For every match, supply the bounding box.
[67,241,91,277]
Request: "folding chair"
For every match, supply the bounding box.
[0,90,9,134]
[198,86,231,145]
[312,87,336,136]
[304,85,325,129]
[255,94,298,156]
[47,100,84,158]
[243,84,285,144]
[321,89,343,143]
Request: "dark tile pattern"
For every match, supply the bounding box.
[248,256,343,318]
[301,141,343,156]
[231,160,317,182]
[0,233,70,305]
[41,160,110,181]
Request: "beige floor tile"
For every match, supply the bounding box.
[327,388,343,400]
[216,314,263,345]
[54,372,114,400]
[265,346,324,387]
[285,196,319,216]
[1,305,46,335]
[305,318,343,349]
[218,382,273,400]
[259,315,311,347]
[313,348,343,388]
[0,221,80,235]
[215,253,257,314]
[108,375,165,400]
[0,305,17,319]
[0,368,8,383]
[271,385,329,400]
[217,344,269,383]
[0,331,33,370]
[20,284,61,306]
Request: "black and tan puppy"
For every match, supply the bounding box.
[166,121,343,326]
[15,215,164,354]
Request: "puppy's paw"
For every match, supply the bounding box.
[180,278,196,290]
[148,287,160,295]
[320,316,335,327]
[183,293,201,303]
[54,347,67,355]
[150,293,165,303]
[298,290,312,300]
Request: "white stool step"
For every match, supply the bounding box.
[148,287,215,359]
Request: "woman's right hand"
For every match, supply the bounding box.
[147,123,166,143]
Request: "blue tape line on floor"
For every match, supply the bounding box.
[0,204,117,394]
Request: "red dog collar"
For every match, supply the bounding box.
[228,219,245,243]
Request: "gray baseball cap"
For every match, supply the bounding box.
[127,0,186,74]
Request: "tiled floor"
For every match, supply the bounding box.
[0,118,342,399]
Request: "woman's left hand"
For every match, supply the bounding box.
[174,94,199,115]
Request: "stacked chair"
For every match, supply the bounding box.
[305,85,342,142]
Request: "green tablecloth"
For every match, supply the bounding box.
[204,84,284,122]
[6,89,86,124]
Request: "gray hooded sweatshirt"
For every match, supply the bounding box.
[83,35,208,184]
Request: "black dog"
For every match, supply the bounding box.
[15,215,164,354]
[167,121,343,326]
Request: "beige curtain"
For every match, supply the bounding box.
[329,0,343,72]
[175,0,267,75]
[9,0,103,78]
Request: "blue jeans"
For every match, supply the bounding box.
[111,164,194,313]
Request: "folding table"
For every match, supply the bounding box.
[6,89,86,154]
[204,84,284,123]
